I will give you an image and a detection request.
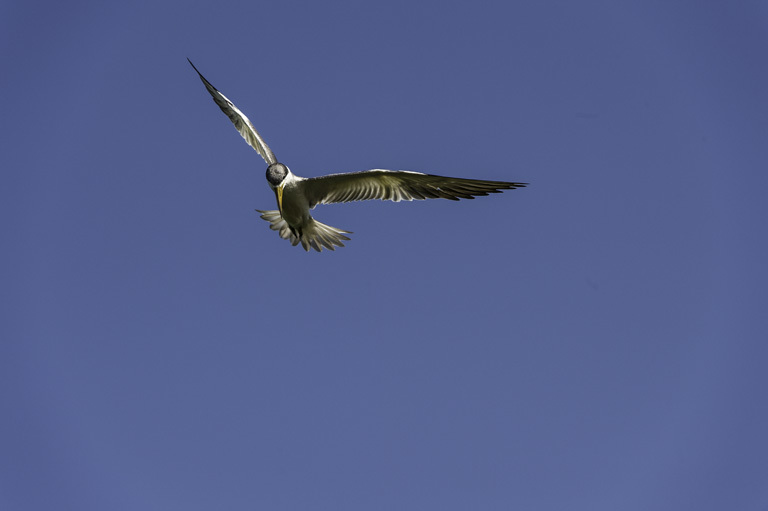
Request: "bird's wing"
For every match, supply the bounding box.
[303,170,527,208]
[188,59,277,165]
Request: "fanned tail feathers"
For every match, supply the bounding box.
[256,210,352,252]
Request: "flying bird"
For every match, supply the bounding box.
[188,59,527,252]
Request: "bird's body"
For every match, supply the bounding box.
[188,59,527,251]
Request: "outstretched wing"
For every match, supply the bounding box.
[188,59,277,165]
[302,170,526,208]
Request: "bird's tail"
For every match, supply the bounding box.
[256,210,352,252]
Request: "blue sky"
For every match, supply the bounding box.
[2,1,768,509]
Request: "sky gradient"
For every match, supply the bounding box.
[2,1,768,510]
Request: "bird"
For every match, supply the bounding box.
[188,59,527,252]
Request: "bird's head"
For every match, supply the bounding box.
[265,163,290,188]
[266,163,291,215]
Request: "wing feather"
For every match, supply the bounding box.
[188,59,277,165]
[302,170,526,208]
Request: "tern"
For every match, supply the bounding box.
[188,59,527,252]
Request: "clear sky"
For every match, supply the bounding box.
[2,1,767,510]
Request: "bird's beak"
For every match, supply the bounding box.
[277,185,284,215]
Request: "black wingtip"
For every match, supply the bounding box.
[187,58,201,74]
